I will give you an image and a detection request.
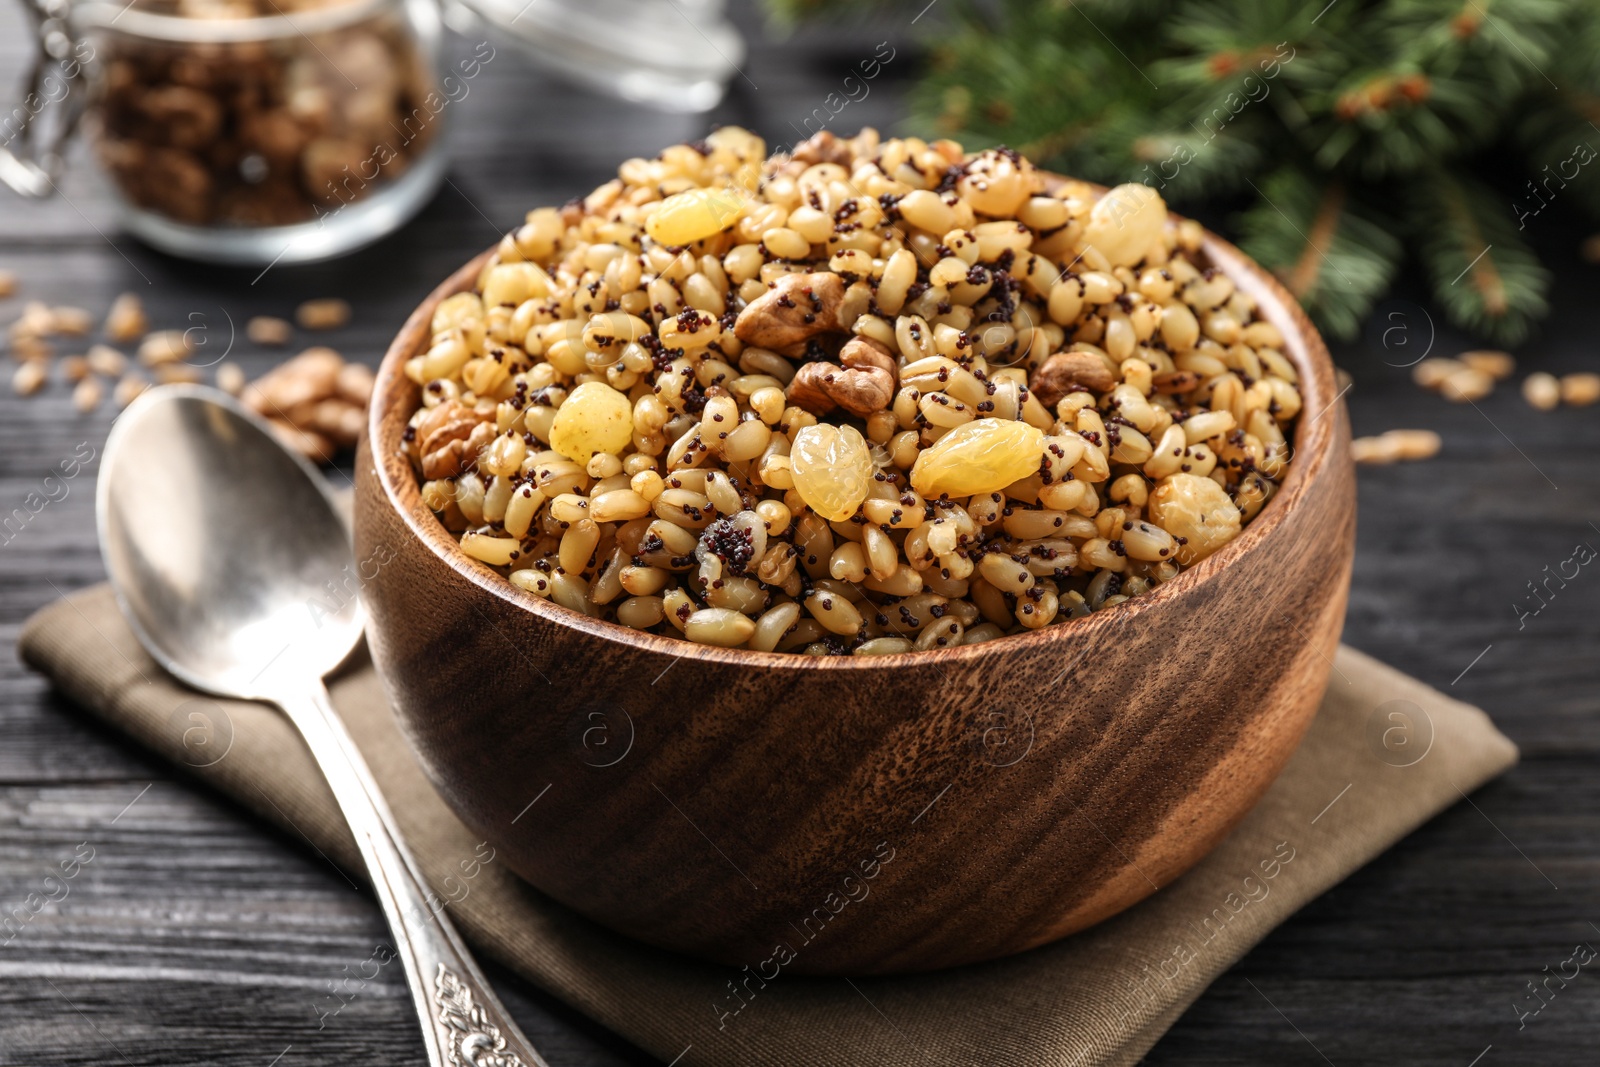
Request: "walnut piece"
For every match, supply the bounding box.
[786,363,837,416]
[240,346,373,461]
[786,337,898,418]
[266,419,335,465]
[733,272,845,352]
[835,337,898,415]
[1030,350,1117,407]
[790,131,853,167]
[418,399,495,479]
[242,346,343,413]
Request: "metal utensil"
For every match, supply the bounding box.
[97,384,546,1067]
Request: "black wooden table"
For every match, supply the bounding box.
[3,3,1598,1063]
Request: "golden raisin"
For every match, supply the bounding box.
[646,186,746,247]
[550,382,633,463]
[910,418,1044,498]
[790,423,873,521]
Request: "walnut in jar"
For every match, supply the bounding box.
[90,0,442,230]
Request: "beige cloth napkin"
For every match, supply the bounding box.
[21,585,1517,1066]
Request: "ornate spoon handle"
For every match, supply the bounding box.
[278,682,548,1067]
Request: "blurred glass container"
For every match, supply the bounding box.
[447,0,743,113]
[2,0,449,264]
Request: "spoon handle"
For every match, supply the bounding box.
[278,682,549,1067]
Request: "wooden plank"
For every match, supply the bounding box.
[0,783,652,1065]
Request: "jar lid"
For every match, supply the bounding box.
[447,0,745,113]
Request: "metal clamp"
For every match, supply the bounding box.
[0,0,89,198]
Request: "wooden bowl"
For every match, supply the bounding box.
[354,228,1354,976]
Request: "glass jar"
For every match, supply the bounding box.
[2,0,449,265]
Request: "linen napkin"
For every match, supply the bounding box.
[20,585,1517,1066]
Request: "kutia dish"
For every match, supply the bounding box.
[396,127,1300,655]
[354,128,1353,974]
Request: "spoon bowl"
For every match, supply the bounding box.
[97,385,362,700]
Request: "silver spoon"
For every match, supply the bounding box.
[97,384,547,1067]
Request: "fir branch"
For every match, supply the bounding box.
[1301,0,1568,178]
[772,0,1588,341]
[1550,0,1600,85]
[910,1,1166,168]
[1513,95,1600,220]
[1409,169,1551,343]
[1157,0,1345,91]
[1304,61,1505,178]
[1518,4,1600,218]
[1237,165,1401,340]
[1385,0,1568,83]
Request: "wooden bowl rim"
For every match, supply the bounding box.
[366,207,1343,672]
